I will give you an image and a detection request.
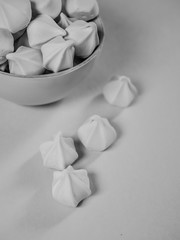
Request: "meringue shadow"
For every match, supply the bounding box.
[16,153,75,231]
[84,93,123,121]
[73,138,86,162]
[16,152,101,231]
[77,171,99,208]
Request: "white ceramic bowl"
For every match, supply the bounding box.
[0,18,104,106]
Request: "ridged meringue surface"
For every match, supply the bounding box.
[65,20,99,58]
[52,166,91,207]
[0,0,32,34]
[58,13,73,29]
[6,46,44,76]
[41,37,75,73]
[31,0,62,19]
[103,76,138,107]
[78,115,117,151]
[27,14,66,49]
[65,0,99,21]
[0,28,14,64]
[40,132,78,170]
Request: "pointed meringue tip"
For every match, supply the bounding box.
[119,75,131,82]
[6,53,13,61]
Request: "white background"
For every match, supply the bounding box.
[0,0,180,239]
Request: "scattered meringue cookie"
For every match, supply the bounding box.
[78,115,117,151]
[41,36,75,73]
[0,0,32,34]
[52,166,91,207]
[58,12,76,29]
[103,75,138,107]
[0,62,8,72]
[27,14,66,49]
[40,132,78,170]
[6,46,45,76]
[30,0,62,19]
[0,29,14,65]
[65,20,99,58]
[65,0,99,21]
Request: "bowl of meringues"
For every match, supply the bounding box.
[0,0,104,106]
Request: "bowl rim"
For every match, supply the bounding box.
[0,17,105,80]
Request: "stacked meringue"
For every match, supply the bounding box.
[0,0,100,76]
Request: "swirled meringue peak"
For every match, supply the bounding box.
[78,115,117,151]
[0,29,14,65]
[52,166,91,207]
[65,20,99,58]
[40,132,78,170]
[30,0,62,19]
[41,37,75,72]
[27,14,66,49]
[103,76,138,107]
[0,0,32,34]
[65,0,99,21]
[6,46,44,76]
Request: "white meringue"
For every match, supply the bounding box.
[27,14,66,49]
[52,166,91,207]
[65,0,99,21]
[0,29,14,64]
[30,0,62,19]
[40,132,78,170]
[103,76,138,107]
[0,0,32,34]
[6,46,44,76]
[78,115,117,151]
[41,37,75,73]
[65,20,99,58]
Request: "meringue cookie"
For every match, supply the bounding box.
[78,115,117,151]
[65,0,99,21]
[52,166,91,207]
[103,76,138,107]
[0,29,14,64]
[0,0,32,34]
[6,46,44,76]
[65,20,99,58]
[31,0,62,19]
[41,37,75,72]
[27,14,66,49]
[40,132,78,170]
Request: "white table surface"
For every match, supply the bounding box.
[0,0,180,239]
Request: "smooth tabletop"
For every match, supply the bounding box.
[0,0,180,239]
